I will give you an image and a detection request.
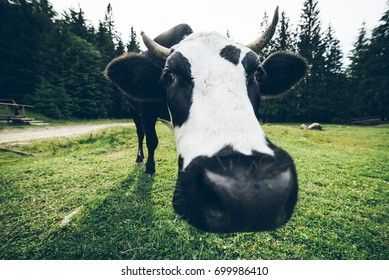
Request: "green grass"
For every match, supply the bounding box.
[0,123,388,259]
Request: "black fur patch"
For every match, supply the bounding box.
[220,45,241,65]
[178,155,184,171]
[167,52,192,81]
[241,51,260,75]
[165,52,194,127]
[241,51,262,120]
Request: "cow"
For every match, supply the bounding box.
[105,7,309,233]
[120,24,194,176]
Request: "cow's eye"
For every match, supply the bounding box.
[255,66,267,84]
[161,71,175,87]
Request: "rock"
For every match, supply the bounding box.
[308,122,322,130]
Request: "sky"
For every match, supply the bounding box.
[49,0,387,65]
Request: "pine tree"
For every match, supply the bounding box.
[127,26,141,53]
[62,7,94,43]
[61,31,107,118]
[33,76,64,118]
[321,25,346,121]
[115,39,125,56]
[32,22,70,118]
[349,5,389,119]
[296,0,326,121]
[364,5,389,119]
[347,22,370,118]
[0,0,55,103]
[324,26,343,74]
[273,11,295,52]
[95,22,115,61]
[0,0,132,119]
[297,0,324,64]
[258,11,276,57]
[103,3,120,44]
[94,4,129,118]
[348,22,369,80]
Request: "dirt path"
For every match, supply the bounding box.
[0,123,134,144]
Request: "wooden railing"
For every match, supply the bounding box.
[0,99,34,124]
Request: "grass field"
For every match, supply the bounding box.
[0,123,388,259]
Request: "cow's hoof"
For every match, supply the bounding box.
[145,172,156,178]
[145,163,155,176]
[136,155,144,165]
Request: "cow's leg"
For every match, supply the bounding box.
[132,113,145,165]
[143,115,158,176]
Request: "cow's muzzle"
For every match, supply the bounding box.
[173,147,298,233]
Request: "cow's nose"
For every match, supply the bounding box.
[173,148,298,233]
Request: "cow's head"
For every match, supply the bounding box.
[105,7,309,233]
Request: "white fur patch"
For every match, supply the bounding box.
[171,32,274,169]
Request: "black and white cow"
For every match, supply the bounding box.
[105,8,309,233]
[117,24,194,175]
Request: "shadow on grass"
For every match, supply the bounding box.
[40,166,165,259]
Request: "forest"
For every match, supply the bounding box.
[0,0,388,122]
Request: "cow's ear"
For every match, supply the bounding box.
[260,51,309,97]
[105,53,164,101]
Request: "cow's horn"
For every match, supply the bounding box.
[141,31,171,58]
[246,6,279,53]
